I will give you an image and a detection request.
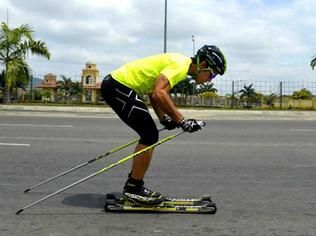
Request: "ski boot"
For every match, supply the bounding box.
[123,178,164,205]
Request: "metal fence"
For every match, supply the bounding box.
[31,74,316,96]
[213,79,316,97]
[21,75,316,109]
[172,79,316,109]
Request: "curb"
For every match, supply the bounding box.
[1,105,316,120]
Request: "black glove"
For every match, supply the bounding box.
[178,118,202,133]
[160,114,178,130]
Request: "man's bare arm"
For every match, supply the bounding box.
[151,74,184,123]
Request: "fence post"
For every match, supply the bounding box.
[231,80,235,109]
[279,81,283,110]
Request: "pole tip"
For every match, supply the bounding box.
[198,121,206,127]
[24,189,30,193]
[16,209,23,215]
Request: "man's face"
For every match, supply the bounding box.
[195,66,217,84]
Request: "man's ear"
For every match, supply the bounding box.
[200,61,208,68]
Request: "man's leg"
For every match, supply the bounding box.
[124,143,162,204]
[101,77,161,204]
[131,144,154,180]
[123,132,162,204]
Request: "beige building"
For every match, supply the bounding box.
[37,73,57,102]
[37,62,102,103]
[81,62,101,103]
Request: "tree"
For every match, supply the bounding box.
[0,22,50,104]
[239,84,257,107]
[292,88,313,100]
[56,76,73,102]
[71,81,84,101]
[171,77,196,105]
[311,55,316,70]
[41,89,52,103]
[197,81,217,94]
[0,70,4,90]
[172,77,196,95]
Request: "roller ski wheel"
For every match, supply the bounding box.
[104,192,217,214]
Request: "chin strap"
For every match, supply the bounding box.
[196,55,201,76]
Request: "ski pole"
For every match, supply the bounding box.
[16,129,187,215]
[24,127,166,193]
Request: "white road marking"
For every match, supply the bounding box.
[0,123,72,128]
[290,129,316,132]
[0,143,30,146]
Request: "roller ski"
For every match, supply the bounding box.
[105,177,217,214]
[104,192,217,214]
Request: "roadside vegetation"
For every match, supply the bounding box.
[1,22,315,110]
[0,22,50,104]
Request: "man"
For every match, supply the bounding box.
[101,45,226,205]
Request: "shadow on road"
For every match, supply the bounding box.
[62,193,105,208]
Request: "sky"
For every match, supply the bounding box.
[0,0,315,82]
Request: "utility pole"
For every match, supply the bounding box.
[192,35,195,56]
[163,0,167,53]
[231,81,235,108]
[6,9,9,26]
[279,82,283,110]
[30,74,34,102]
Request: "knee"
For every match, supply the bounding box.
[140,128,159,146]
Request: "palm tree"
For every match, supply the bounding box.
[197,81,218,94]
[56,76,73,102]
[0,22,50,104]
[41,89,52,103]
[172,77,196,105]
[311,55,316,70]
[172,77,196,95]
[239,84,257,108]
[70,81,84,102]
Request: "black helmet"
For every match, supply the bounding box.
[196,45,227,75]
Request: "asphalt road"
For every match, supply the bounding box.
[0,114,315,236]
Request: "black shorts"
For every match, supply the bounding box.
[101,75,158,146]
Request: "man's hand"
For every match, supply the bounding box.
[178,118,202,133]
[160,114,178,130]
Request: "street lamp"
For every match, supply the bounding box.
[164,0,167,53]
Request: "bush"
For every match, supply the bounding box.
[292,88,313,100]
[199,91,219,98]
